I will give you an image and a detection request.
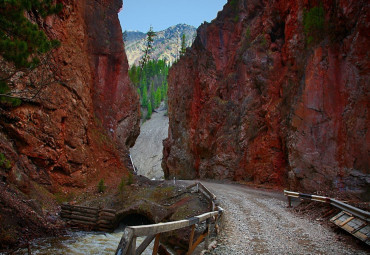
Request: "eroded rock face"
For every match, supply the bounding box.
[163,0,369,200]
[0,0,140,190]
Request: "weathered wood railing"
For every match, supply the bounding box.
[115,182,224,255]
[61,204,116,232]
[284,190,370,244]
[284,190,370,222]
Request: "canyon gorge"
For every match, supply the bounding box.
[0,0,369,251]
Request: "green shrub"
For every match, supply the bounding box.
[303,4,325,45]
[230,0,238,8]
[97,179,106,193]
[0,153,12,169]
[118,177,126,193]
[127,172,134,185]
[0,81,21,107]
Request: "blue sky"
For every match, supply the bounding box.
[119,0,228,32]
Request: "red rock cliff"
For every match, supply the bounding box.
[163,0,369,200]
[0,0,139,240]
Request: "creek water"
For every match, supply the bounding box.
[13,230,153,255]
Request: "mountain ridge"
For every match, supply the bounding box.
[124,24,197,66]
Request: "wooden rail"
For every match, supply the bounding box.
[115,182,224,255]
[61,204,116,232]
[284,190,370,244]
[284,190,370,222]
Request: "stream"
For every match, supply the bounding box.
[13,230,153,255]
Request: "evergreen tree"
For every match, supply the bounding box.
[180,34,187,57]
[139,26,156,68]
[0,0,62,105]
[155,88,161,108]
[123,30,128,42]
[142,84,148,107]
[146,102,152,119]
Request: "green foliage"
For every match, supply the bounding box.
[180,34,186,57]
[118,177,126,193]
[233,15,239,23]
[139,26,157,68]
[230,0,238,7]
[118,172,134,193]
[0,81,21,106]
[230,0,238,10]
[128,59,169,120]
[146,101,152,119]
[142,84,148,107]
[127,172,134,185]
[97,179,106,193]
[303,4,325,45]
[0,153,11,169]
[54,191,75,204]
[0,0,62,69]
[0,0,62,105]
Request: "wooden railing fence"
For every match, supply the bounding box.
[284,190,370,244]
[115,182,224,255]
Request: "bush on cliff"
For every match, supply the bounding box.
[303,4,325,45]
[0,0,62,105]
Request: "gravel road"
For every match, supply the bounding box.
[130,105,168,180]
[198,181,368,255]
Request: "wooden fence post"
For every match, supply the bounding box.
[188,225,196,253]
[152,233,161,255]
[130,236,136,255]
[205,218,210,249]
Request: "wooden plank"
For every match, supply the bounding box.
[187,233,207,255]
[115,228,134,255]
[198,183,216,200]
[99,215,116,221]
[152,234,160,255]
[61,211,97,218]
[130,237,137,255]
[62,207,98,215]
[135,235,155,255]
[340,216,355,226]
[188,225,195,254]
[130,211,219,237]
[97,219,112,225]
[186,183,199,190]
[205,218,210,249]
[62,204,99,211]
[100,208,116,214]
[64,214,97,222]
[99,211,116,218]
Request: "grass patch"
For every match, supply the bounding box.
[97,179,106,193]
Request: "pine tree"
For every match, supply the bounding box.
[180,34,187,57]
[155,88,161,108]
[139,26,156,68]
[146,102,152,119]
[123,30,128,42]
[142,84,148,107]
[0,0,62,105]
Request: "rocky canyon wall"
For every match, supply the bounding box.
[163,0,369,200]
[0,0,139,193]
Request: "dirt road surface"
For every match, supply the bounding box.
[196,181,368,255]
